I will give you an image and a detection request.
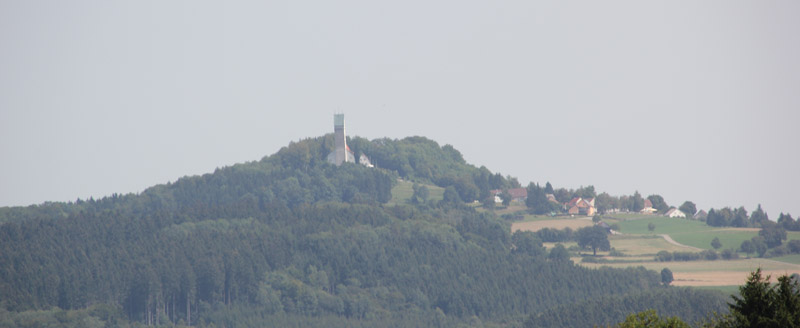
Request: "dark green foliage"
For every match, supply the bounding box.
[573,185,597,199]
[656,251,673,262]
[656,250,719,262]
[577,226,610,256]
[707,208,732,227]
[721,249,740,260]
[411,183,430,204]
[632,191,645,212]
[0,305,125,328]
[614,310,689,328]
[511,230,545,257]
[740,240,755,256]
[778,213,800,231]
[788,240,800,254]
[679,201,697,217]
[535,227,573,242]
[661,268,674,286]
[548,244,570,262]
[749,204,768,226]
[500,189,512,207]
[647,195,669,213]
[759,222,787,248]
[526,183,557,215]
[707,207,760,228]
[722,268,800,327]
[544,182,554,194]
[526,288,728,328]
[712,237,723,250]
[0,136,727,327]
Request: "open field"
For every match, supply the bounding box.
[387,180,444,205]
[610,235,692,255]
[616,217,710,235]
[511,218,594,233]
[615,217,800,253]
[515,214,800,287]
[581,258,800,286]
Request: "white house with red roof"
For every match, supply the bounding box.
[567,197,596,216]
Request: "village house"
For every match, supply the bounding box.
[567,197,596,216]
[693,210,708,220]
[640,199,657,214]
[664,208,686,218]
[490,188,528,204]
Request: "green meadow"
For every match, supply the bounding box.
[387,179,445,205]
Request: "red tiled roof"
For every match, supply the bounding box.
[567,197,581,207]
[508,188,527,199]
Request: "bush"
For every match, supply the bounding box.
[765,246,788,258]
[672,252,701,261]
[721,249,739,260]
[609,248,625,257]
[788,240,800,254]
[701,250,719,260]
[655,251,673,262]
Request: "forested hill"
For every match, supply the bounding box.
[0,135,726,327]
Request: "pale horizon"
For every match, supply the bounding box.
[2,1,798,219]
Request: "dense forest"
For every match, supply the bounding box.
[0,135,729,327]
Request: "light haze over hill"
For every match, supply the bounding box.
[1,1,798,217]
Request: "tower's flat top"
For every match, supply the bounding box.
[334,114,345,127]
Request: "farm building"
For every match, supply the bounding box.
[490,188,527,204]
[694,210,708,220]
[640,199,657,214]
[508,188,527,203]
[664,208,686,218]
[567,197,596,216]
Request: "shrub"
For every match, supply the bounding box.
[765,246,788,258]
[721,248,739,260]
[609,248,625,257]
[655,251,673,262]
[672,252,701,261]
[788,240,800,254]
[701,249,719,260]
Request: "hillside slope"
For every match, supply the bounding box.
[0,135,727,327]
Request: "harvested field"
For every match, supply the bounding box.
[511,218,594,233]
[581,258,800,286]
[673,269,800,286]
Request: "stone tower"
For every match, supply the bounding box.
[327,114,355,166]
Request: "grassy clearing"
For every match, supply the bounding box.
[387,180,444,206]
[581,258,800,286]
[770,254,800,265]
[671,230,757,251]
[603,213,655,221]
[610,235,691,255]
[581,258,800,273]
[616,217,762,251]
[617,217,710,235]
[693,285,740,295]
[511,218,594,233]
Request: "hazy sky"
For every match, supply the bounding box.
[2,1,798,218]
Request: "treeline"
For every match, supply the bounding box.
[523,182,684,217]
[525,287,729,328]
[349,136,518,202]
[0,135,729,326]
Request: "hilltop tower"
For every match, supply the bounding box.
[327,114,355,166]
